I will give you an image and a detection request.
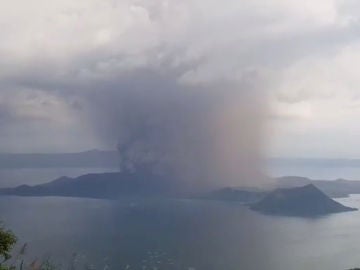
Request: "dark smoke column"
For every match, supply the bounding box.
[86,68,267,191]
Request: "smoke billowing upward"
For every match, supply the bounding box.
[0,0,301,190]
[83,65,267,191]
[0,0,358,179]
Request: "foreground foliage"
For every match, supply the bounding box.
[0,225,16,270]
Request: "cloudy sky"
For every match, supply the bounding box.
[0,0,360,159]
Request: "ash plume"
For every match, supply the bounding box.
[82,65,268,191]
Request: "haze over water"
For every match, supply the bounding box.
[1,193,360,270]
[1,167,360,270]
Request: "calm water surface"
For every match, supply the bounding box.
[0,196,359,270]
[1,167,360,270]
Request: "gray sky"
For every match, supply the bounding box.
[0,0,359,159]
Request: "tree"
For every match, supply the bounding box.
[0,225,16,269]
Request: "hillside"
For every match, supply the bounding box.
[276,176,360,198]
[0,172,174,199]
[250,184,357,216]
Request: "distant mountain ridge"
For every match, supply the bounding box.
[276,176,360,198]
[0,173,358,217]
[2,172,360,200]
[0,172,176,199]
[269,157,360,167]
[250,184,357,216]
[205,176,360,201]
[4,151,360,172]
[4,152,360,169]
[0,150,119,169]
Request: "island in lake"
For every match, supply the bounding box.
[250,184,357,216]
[0,172,357,217]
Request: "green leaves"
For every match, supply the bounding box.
[0,227,17,264]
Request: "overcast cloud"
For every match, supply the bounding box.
[0,0,360,161]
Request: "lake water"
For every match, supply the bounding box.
[1,166,360,270]
[1,195,360,270]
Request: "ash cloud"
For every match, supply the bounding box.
[2,0,356,186]
[80,63,267,190]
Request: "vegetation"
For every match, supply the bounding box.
[0,226,188,270]
[0,225,16,270]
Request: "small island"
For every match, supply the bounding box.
[250,184,357,217]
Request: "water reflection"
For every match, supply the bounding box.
[1,195,360,270]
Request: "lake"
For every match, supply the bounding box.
[1,166,360,270]
[1,195,360,270]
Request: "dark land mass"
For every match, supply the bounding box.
[1,172,360,202]
[0,173,358,217]
[203,176,360,202]
[0,172,177,199]
[250,184,357,217]
[1,150,360,199]
[0,171,267,203]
